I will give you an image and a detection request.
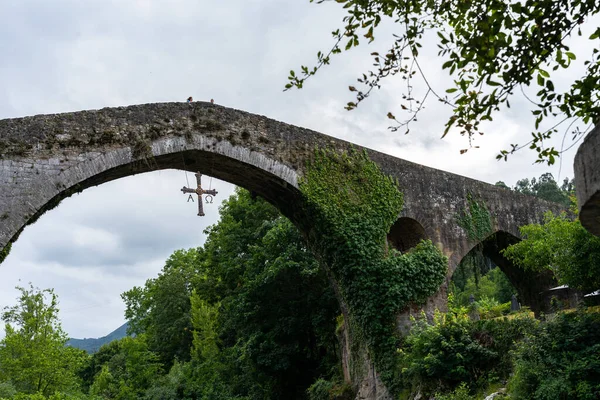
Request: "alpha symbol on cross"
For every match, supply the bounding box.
[181,173,218,216]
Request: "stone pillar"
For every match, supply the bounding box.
[574,124,600,236]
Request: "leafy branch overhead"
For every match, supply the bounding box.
[287,0,600,164]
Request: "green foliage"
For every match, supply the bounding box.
[0,243,11,265]
[307,379,353,400]
[287,0,600,163]
[399,313,537,397]
[84,336,162,400]
[456,194,493,242]
[198,191,341,399]
[307,379,333,400]
[122,189,341,399]
[451,266,516,308]
[0,285,87,397]
[299,149,447,394]
[508,310,600,399]
[503,211,600,293]
[142,361,186,400]
[0,382,17,399]
[121,248,203,366]
[514,173,573,207]
[435,383,474,400]
[476,298,511,320]
[11,394,47,400]
[190,294,220,363]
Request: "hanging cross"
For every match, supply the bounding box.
[181,173,218,216]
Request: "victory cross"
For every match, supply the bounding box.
[181,172,218,216]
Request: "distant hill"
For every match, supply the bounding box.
[66,322,131,353]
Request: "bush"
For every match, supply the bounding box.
[435,383,474,400]
[308,380,333,400]
[399,312,536,397]
[509,310,600,399]
[307,379,353,400]
[477,297,511,319]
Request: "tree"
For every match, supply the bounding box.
[451,266,516,307]
[196,189,341,399]
[494,181,509,189]
[513,173,573,206]
[121,248,204,366]
[509,311,600,399]
[121,189,341,399]
[85,336,162,400]
[287,0,600,163]
[503,211,600,293]
[0,285,87,397]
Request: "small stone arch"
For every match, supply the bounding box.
[453,230,556,315]
[387,217,428,253]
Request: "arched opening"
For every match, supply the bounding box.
[0,168,344,399]
[1,143,304,257]
[451,231,556,316]
[0,125,361,397]
[387,217,427,253]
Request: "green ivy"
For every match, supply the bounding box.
[0,243,11,265]
[299,149,447,395]
[456,194,493,242]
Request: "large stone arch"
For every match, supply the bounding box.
[0,102,565,260]
[1,137,302,250]
[0,102,568,400]
[453,230,555,315]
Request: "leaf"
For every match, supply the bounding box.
[537,74,545,86]
[446,88,458,93]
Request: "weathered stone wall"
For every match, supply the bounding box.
[574,124,600,236]
[0,102,565,399]
[0,102,564,265]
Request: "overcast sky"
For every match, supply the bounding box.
[0,0,595,339]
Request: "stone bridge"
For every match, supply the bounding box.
[0,102,564,304]
[0,103,564,397]
[575,123,600,237]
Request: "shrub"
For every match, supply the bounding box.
[307,379,353,400]
[477,297,511,319]
[399,312,536,397]
[509,310,600,399]
[435,383,474,400]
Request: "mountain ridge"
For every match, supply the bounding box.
[66,322,130,353]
